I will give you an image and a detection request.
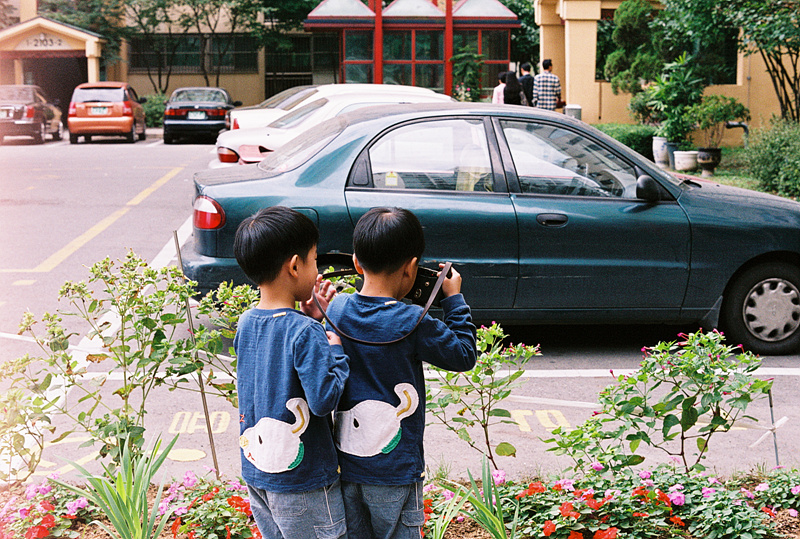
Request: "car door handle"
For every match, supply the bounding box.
[536,213,568,227]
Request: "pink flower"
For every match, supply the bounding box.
[741,488,755,499]
[642,480,655,487]
[36,484,51,496]
[668,491,685,506]
[183,470,197,489]
[639,470,651,480]
[591,462,604,471]
[708,477,721,485]
[492,470,506,486]
[791,486,800,495]
[789,509,798,518]
[443,490,455,501]
[456,516,465,522]
[554,479,574,491]
[422,484,437,493]
[24,484,38,500]
[669,484,684,492]
[65,497,88,516]
[604,489,620,500]
[702,487,716,498]
[755,483,769,492]
[174,506,189,516]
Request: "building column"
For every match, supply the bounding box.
[559,0,600,121]
[14,58,24,83]
[534,0,565,79]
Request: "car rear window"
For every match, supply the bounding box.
[171,89,227,103]
[0,86,34,102]
[257,87,317,111]
[258,117,344,177]
[72,87,126,103]
[267,98,328,129]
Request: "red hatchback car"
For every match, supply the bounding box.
[67,82,147,143]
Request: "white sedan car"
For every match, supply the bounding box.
[211,85,454,168]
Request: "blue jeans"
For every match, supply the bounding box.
[247,479,347,539]
[341,481,425,539]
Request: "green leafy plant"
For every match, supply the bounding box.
[141,93,168,128]
[451,46,483,102]
[426,323,540,469]
[646,53,705,143]
[52,435,178,539]
[169,475,258,539]
[594,123,657,159]
[545,330,772,475]
[745,118,800,198]
[0,387,51,484]
[4,252,197,466]
[686,94,750,148]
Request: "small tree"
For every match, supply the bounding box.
[725,0,800,122]
[603,0,661,96]
[0,0,18,29]
[451,46,483,102]
[686,94,750,148]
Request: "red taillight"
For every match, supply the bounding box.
[68,102,76,117]
[164,108,180,117]
[25,105,35,118]
[123,101,133,116]
[217,147,239,164]
[232,117,240,129]
[206,108,225,117]
[193,196,226,230]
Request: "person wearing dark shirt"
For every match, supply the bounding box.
[503,71,528,106]
[519,62,534,106]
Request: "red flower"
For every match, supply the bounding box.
[171,517,182,539]
[656,489,671,506]
[569,532,584,539]
[594,528,619,539]
[39,514,56,529]
[543,520,556,536]
[39,502,55,512]
[24,526,49,539]
[516,481,547,499]
[586,497,604,511]
[226,525,231,539]
[632,486,649,499]
[633,512,649,517]
[762,506,777,518]
[202,487,220,502]
[670,515,686,527]
[559,501,580,519]
[251,525,263,539]
[227,495,252,516]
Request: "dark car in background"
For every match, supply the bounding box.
[68,82,147,144]
[163,87,241,144]
[0,84,63,144]
[182,102,800,356]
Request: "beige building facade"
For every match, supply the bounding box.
[534,0,782,145]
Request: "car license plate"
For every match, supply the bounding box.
[90,107,108,115]
[187,111,207,120]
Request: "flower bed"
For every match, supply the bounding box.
[3,466,798,539]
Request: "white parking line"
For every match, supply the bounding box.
[147,139,164,147]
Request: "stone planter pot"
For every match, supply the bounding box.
[697,147,723,177]
[666,142,679,170]
[652,136,669,169]
[673,150,698,172]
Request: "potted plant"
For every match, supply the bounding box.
[644,53,704,169]
[686,94,750,176]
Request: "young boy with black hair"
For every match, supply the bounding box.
[233,205,349,539]
[326,207,477,539]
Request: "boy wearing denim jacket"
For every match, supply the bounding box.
[233,206,350,538]
[326,207,477,539]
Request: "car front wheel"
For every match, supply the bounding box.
[721,262,800,355]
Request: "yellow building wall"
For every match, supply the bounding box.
[126,72,264,105]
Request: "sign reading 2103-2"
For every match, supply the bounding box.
[18,33,68,50]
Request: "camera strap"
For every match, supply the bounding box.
[312,262,453,346]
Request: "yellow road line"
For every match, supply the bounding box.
[1,167,183,273]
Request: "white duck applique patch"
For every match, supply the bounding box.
[335,383,418,457]
[240,397,309,473]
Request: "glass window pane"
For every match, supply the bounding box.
[454,31,478,52]
[366,119,493,192]
[415,64,443,91]
[416,31,443,60]
[345,31,373,60]
[383,64,412,86]
[482,64,506,95]
[384,31,412,60]
[345,63,373,83]
[500,120,638,198]
[482,30,508,60]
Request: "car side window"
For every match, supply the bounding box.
[499,120,639,198]
[366,119,493,192]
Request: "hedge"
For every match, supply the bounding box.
[594,123,657,161]
[746,118,800,198]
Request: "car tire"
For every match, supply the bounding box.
[164,132,174,144]
[126,122,136,143]
[69,133,78,144]
[53,121,63,141]
[33,121,46,144]
[721,262,800,355]
[138,123,146,141]
[84,135,92,143]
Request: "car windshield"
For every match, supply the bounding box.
[267,98,328,129]
[72,87,125,103]
[0,86,34,102]
[255,87,317,111]
[258,117,344,176]
[172,89,227,103]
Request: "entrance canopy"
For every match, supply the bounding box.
[0,16,105,84]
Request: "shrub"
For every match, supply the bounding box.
[746,118,800,197]
[142,93,168,128]
[594,123,657,160]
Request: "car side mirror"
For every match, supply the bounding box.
[636,175,660,203]
[233,100,243,107]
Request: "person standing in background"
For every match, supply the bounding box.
[503,72,528,106]
[532,59,562,111]
[492,71,507,104]
[518,62,534,106]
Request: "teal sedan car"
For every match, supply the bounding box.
[182,102,800,355]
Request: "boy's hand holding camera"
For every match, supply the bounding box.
[439,263,462,298]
